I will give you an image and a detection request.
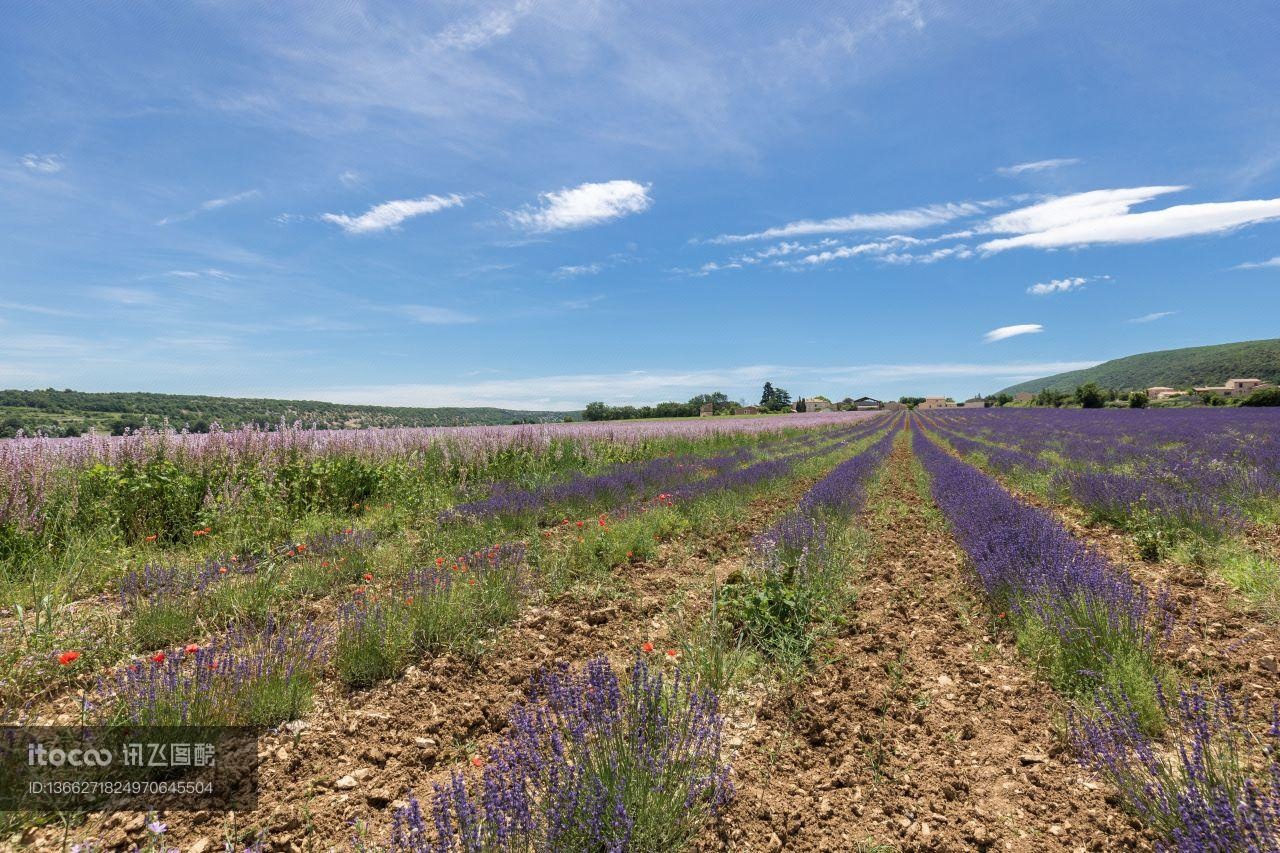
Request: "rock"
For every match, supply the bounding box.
[937,674,955,687]
[1049,824,1065,836]
[334,775,358,790]
[124,813,146,832]
[363,746,387,766]
[367,787,394,807]
[1257,655,1278,674]
[284,720,309,734]
[352,767,373,781]
[188,839,212,853]
[1019,753,1049,765]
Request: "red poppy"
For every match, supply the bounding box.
[286,550,295,558]
[576,521,584,528]
[626,551,634,558]
[405,597,414,606]
[184,644,199,654]
[58,651,80,666]
[295,543,306,552]
[344,528,354,535]
[468,577,475,586]
[203,527,212,534]
[230,555,238,562]
[217,566,228,574]
[363,573,373,581]
[151,652,166,664]
[144,534,157,543]
[666,649,678,658]
[193,529,205,537]
[471,756,484,768]
[641,642,654,653]
[436,557,445,567]
[321,561,330,568]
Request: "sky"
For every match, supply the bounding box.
[2,1,1278,410]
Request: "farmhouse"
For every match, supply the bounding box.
[1146,386,1183,400]
[883,401,908,411]
[961,397,986,409]
[851,396,883,410]
[699,403,715,417]
[917,396,958,410]
[1191,378,1273,399]
[733,405,761,415]
[1013,392,1036,402]
[796,397,834,412]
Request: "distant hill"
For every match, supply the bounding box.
[998,338,1280,395]
[0,389,575,437]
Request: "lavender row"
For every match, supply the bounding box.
[914,424,1280,850]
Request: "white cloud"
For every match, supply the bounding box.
[1026,275,1109,296]
[1234,256,1280,269]
[89,287,156,305]
[398,305,477,325]
[322,193,465,234]
[433,0,531,50]
[165,269,233,280]
[996,157,1081,176]
[985,186,1185,236]
[338,170,363,189]
[19,154,64,174]
[1126,311,1176,323]
[553,263,604,278]
[713,202,985,243]
[984,323,1043,342]
[980,187,1280,252]
[509,180,652,233]
[158,189,261,225]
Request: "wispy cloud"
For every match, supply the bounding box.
[711,202,986,244]
[553,263,604,278]
[432,0,531,50]
[322,194,466,234]
[1126,310,1176,323]
[1027,275,1109,296]
[996,157,1081,176]
[397,305,477,325]
[89,287,156,305]
[158,189,261,225]
[19,153,64,174]
[1234,256,1280,269]
[980,187,1280,252]
[509,181,652,233]
[984,323,1043,342]
[165,269,233,280]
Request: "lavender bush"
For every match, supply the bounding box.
[1071,685,1280,851]
[102,620,325,727]
[384,655,731,851]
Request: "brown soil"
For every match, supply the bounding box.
[715,434,1149,851]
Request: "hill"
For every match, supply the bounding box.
[0,389,574,437]
[998,338,1280,396]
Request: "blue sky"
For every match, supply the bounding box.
[2,1,1278,409]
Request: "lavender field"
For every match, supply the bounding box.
[4,409,1278,851]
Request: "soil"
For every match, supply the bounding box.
[714,434,1150,851]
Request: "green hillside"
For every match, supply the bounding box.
[0,389,575,437]
[998,338,1280,396]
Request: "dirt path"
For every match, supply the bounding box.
[717,433,1148,851]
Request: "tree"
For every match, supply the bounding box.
[1075,383,1105,409]
[992,393,1013,407]
[1240,387,1280,406]
[688,392,731,414]
[583,402,608,421]
[795,398,806,413]
[1128,391,1149,409]
[1036,388,1069,408]
[898,396,925,409]
[759,383,792,412]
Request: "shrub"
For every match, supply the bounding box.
[1241,386,1280,407]
[384,655,731,851]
